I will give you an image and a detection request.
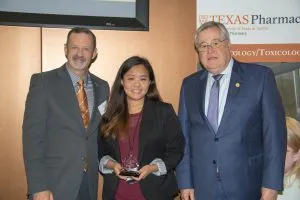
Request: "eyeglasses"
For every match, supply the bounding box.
[197,39,226,52]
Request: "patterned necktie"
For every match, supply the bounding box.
[207,74,223,133]
[76,80,90,129]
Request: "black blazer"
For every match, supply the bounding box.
[99,99,185,200]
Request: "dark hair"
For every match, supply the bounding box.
[101,56,161,139]
[66,27,97,49]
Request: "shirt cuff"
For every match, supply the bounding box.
[99,155,116,174]
[150,158,167,176]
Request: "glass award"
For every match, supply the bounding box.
[120,152,140,184]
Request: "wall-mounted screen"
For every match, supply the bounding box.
[0,0,149,31]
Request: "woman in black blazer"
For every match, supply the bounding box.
[98,56,185,200]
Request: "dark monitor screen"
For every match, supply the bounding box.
[0,0,149,31]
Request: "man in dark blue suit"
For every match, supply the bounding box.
[176,21,286,200]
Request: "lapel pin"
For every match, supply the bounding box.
[235,82,240,88]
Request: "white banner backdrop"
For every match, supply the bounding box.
[196,0,300,62]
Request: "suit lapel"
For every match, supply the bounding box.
[196,70,208,121]
[218,61,243,135]
[137,100,152,163]
[56,66,103,135]
[87,74,102,134]
[195,70,217,133]
[55,65,84,130]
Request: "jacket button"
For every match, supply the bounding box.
[213,160,216,164]
[215,138,219,142]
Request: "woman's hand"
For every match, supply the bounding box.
[132,164,158,181]
[106,160,127,181]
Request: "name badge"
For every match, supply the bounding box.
[98,100,107,116]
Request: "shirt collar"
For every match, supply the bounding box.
[65,63,90,86]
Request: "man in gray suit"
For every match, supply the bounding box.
[23,27,109,200]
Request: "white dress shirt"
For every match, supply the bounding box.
[204,58,234,126]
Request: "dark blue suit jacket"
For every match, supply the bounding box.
[176,60,286,200]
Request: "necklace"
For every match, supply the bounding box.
[121,107,143,170]
[127,110,143,157]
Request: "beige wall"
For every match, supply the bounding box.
[0,0,196,199]
[0,26,42,200]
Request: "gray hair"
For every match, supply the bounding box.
[194,21,230,50]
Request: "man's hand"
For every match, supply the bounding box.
[180,189,195,200]
[260,187,278,200]
[33,190,53,200]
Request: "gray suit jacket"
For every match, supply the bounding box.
[23,65,109,200]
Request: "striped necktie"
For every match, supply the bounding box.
[76,80,90,129]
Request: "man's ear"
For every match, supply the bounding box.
[64,44,68,57]
[92,48,98,60]
[121,80,123,86]
[226,40,231,49]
